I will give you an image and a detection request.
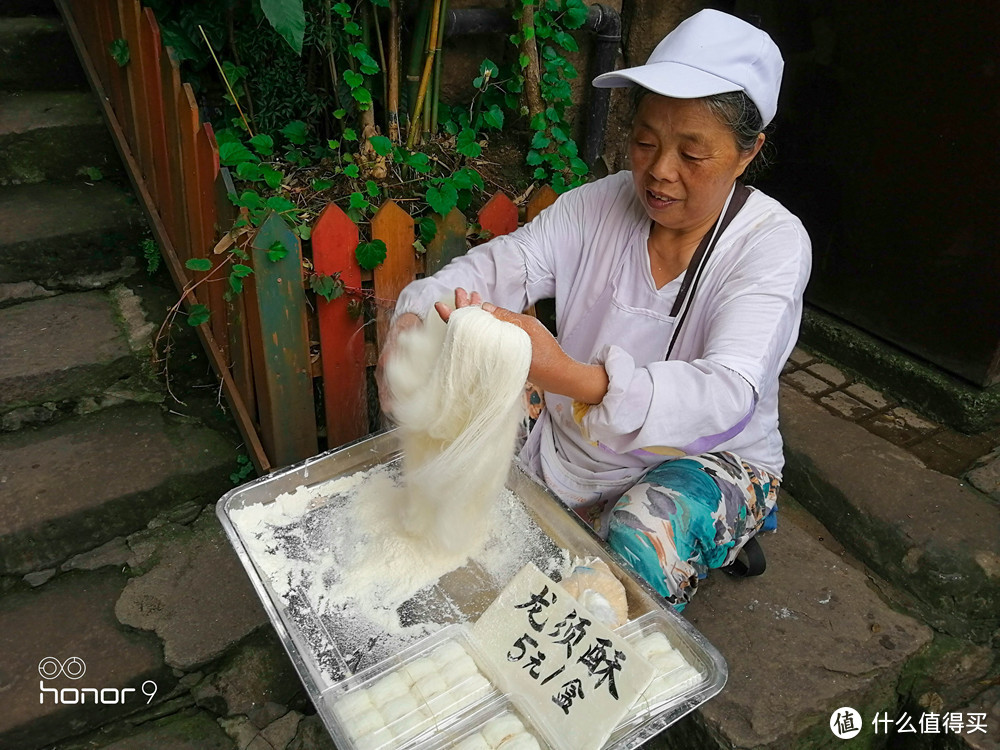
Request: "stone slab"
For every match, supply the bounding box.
[92,709,236,750]
[115,511,269,671]
[779,385,1000,643]
[0,291,135,410]
[192,630,303,718]
[0,403,236,574]
[650,502,933,750]
[0,182,144,286]
[0,91,119,185]
[0,16,86,90]
[0,569,175,749]
[968,453,1000,500]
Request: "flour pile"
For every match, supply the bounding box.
[384,304,532,553]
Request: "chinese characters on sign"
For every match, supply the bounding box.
[473,564,655,750]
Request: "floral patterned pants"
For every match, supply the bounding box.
[602,452,779,610]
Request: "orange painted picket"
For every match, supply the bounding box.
[478,191,519,240]
[371,201,417,350]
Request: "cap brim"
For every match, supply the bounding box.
[592,60,743,100]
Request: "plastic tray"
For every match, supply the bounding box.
[216,430,727,749]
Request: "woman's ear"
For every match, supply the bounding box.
[736,132,765,177]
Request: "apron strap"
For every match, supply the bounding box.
[666,182,752,359]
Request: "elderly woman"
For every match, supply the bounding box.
[385,10,811,609]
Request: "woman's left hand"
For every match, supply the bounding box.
[435,288,609,405]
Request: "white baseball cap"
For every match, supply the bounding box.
[593,9,784,127]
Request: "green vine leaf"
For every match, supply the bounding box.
[369,136,392,156]
[235,161,261,180]
[484,105,504,130]
[426,182,459,215]
[249,134,274,156]
[355,239,387,270]
[456,128,482,158]
[108,38,129,67]
[352,87,373,106]
[312,179,333,191]
[260,166,284,190]
[260,0,305,55]
[365,180,380,198]
[219,141,257,166]
[332,2,351,18]
[418,216,437,245]
[344,70,364,89]
[343,127,358,142]
[281,120,308,145]
[185,257,212,272]
[344,164,360,178]
[187,304,210,327]
[309,272,345,302]
[266,195,296,213]
[267,241,288,262]
[349,192,371,213]
[231,263,253,278]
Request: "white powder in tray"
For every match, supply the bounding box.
[229,461,571,685]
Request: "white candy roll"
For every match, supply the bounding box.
[380,693,420,723]
[635,632,674,659]
[453,732,491,750]
[334,688,374,723]
[650,649,689,675]
[412,673,449,701]
[353,727,395,750]
[402,656,438,684]
[481,714,525,747]
[430,640,468,667]
[497,732,542,750]
[452,674,493,711]
[369,672,410,706]
[388,707,432,742]
[440,654,479,687]
[344,708,386,742]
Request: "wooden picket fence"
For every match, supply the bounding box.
[57,0,558,474]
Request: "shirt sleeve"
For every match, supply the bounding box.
[392,184,590,321]
[578,220,812,456]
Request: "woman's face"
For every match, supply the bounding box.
[629,94,763,240]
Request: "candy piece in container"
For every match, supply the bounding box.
[325,625,501,750]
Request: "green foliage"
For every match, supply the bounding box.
[267,241,289,262]
[308,271,345,302]
[230,452,255,484]
[108,38,129,67]
[355,239,387,270]
[259,0,306,54]
[142,238,161,275]
[185,257,213,272]
[187,303,210,327]
[77,166,104,181]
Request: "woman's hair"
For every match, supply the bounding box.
[631,87,774,182]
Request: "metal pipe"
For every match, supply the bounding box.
[441,4,622,167]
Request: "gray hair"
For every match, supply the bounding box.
[631,87,774,182]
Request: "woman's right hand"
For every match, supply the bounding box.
[376,311,422,418]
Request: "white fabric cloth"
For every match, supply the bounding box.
[393,170,812,510]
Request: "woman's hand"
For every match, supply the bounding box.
[435,288,609,405]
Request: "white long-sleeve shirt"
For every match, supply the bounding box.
[394,171,812,510]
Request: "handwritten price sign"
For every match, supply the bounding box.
[473,564,655,750]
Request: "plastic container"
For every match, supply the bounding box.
[217,430,727,750]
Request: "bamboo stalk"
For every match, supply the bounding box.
[371,2,388,114]
[324,0,343,113]
[406,1,432,124]
[405,0,443,149]
[387,0,400,142]
[198,24,254,136]
[428,0,448,138]
[359,4,376,144]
